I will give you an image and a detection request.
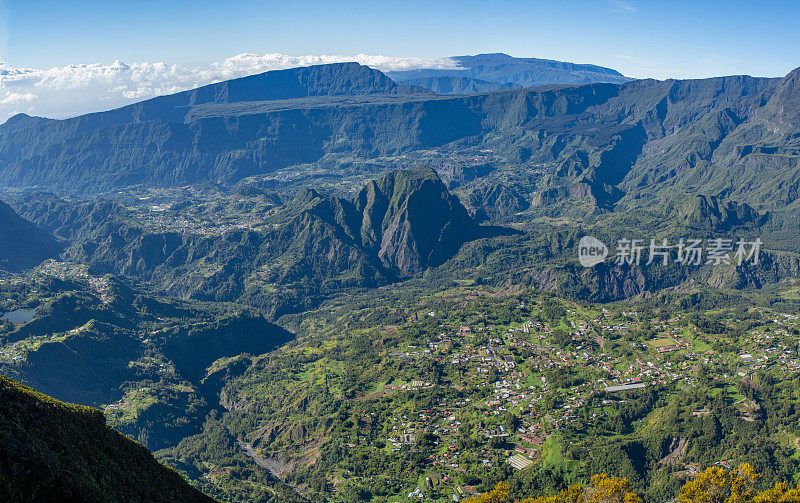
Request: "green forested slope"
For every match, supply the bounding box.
[0,374,217,503]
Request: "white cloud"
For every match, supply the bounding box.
[0,91,36,105]
[606,0,637,14]
[0,53,461,123]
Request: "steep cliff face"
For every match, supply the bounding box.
[0,63,424,191]
[467,184,530,222]
[397,76,519,94]
[354,167,481,274]
[676,195,770,232]
[255,167,482,280]
[6,62,400,130]
[764,66,800,124]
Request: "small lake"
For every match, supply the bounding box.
[1,309,36,324]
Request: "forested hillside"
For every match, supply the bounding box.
[0,374,216,503]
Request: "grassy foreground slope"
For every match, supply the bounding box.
[0,374,216,503]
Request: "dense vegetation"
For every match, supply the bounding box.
[464,463,800,503]
[0,272,293,450]
[2,60,800,502]
[0,374,215,503]
[145,283,800,502]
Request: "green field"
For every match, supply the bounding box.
[645,337,676,348]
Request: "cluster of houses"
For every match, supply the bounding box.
[369,304,800,488]
[138,206,262,236]
[34,259,89,280]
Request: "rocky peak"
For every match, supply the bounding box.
[353,167,480,274]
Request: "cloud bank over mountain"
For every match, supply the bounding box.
[0,53,461,123]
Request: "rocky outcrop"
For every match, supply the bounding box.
[11,168,487,314]
[677,195,770,232]
[354,166,481,274]
[467,184,530,222]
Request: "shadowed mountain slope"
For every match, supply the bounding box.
[0,200,62,272]
[0,374,216,503]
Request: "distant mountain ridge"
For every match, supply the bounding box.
[397,76,520,94]
[387,53,631,92]
[1,62,408,132]
[0,62,434,191]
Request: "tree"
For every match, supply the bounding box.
[520,475,640,503]
[542,300,565,325]
[550,328,572,349]
[468,464,800,503]
[583,474,642,503]
[752,481,800,503]
[464,482,511,503]
[505,413,521,433]
[678,464,758,503]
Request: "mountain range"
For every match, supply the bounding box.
[2,53,800,503]
[9,167,491,317]
[386,53,631,92]
[1,58,799,303]
[1,59,799,230]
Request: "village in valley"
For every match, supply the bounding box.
[317,293,800,502]
[4,251,800,503]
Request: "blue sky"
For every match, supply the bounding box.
[3,0,799,79]
[1,0,799,122]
